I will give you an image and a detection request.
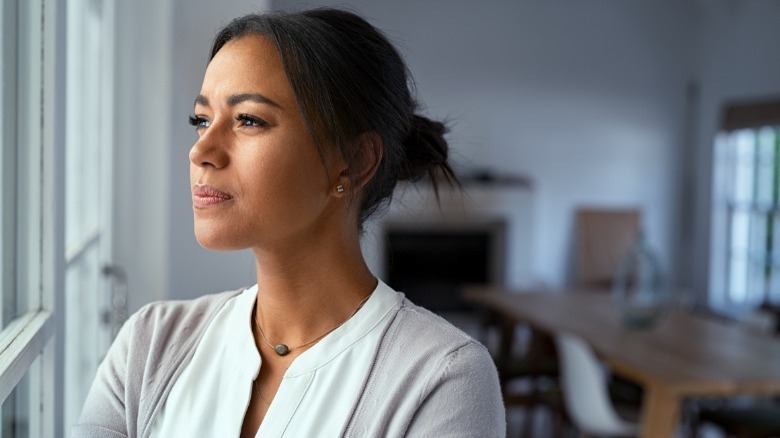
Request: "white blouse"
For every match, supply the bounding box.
[148,280,401,437]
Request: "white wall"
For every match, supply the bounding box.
[273,0,696,289]
[113,0,174,311]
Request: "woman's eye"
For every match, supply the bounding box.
[188,115,210,129]
[236,113,270,129]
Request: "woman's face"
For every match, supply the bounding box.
[189,35,343,250]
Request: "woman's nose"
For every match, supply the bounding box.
[189,124,229,169]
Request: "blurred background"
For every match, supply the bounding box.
[129,0,779,310]
[2,0,780,436]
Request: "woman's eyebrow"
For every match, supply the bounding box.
[193,93,282,109]
[194,95,209,107]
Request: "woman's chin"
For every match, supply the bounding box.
[193,226,247,251]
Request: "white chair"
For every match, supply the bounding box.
[555,332,640,437]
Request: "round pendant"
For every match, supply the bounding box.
[274,344,290,356]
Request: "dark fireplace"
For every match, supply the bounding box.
[383,220,506,313]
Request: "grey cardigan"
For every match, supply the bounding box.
[73,289,506,438]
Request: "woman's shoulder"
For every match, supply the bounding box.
[344,296,505,437]
[375,295,498,381]
[75,288,249,436]
[390,297,489,357]
[132,288,244,328]
[119,288,247,357]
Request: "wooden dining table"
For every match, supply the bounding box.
[463,286,780,438]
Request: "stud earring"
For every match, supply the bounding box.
[336,184,345,193]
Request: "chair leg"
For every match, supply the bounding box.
[546,409,566,438]
[551,410,561,438]
[521,406,535,437]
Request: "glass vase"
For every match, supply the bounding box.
[612,231,667,329]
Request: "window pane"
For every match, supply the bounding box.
[65,0,104,252]
[0,355,38,438]
[754,128,778,206]
[731,130,755,203]
[724,126,780,307]
[727,208,750,301]
[14,0,44,318]
[64,243,107,427]
[0,0,43,331]
[0,0,19,330]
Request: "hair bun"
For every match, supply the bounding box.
[399,115,455,184]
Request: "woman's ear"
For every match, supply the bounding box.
[347,132,383,190]
[330,132,383,197]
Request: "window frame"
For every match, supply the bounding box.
[0,0,65,435]
[710,98,780,310]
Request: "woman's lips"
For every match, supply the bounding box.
[192,184,234,209]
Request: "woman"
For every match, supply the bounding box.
[75,8,504,438]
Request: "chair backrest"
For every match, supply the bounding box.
[574,208,641,290]
[555,332,638,437]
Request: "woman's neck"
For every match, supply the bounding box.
[251,233,377,350]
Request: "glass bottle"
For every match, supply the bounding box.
[612,230,667,329]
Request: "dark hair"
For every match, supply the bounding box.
[210,8,457,226]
